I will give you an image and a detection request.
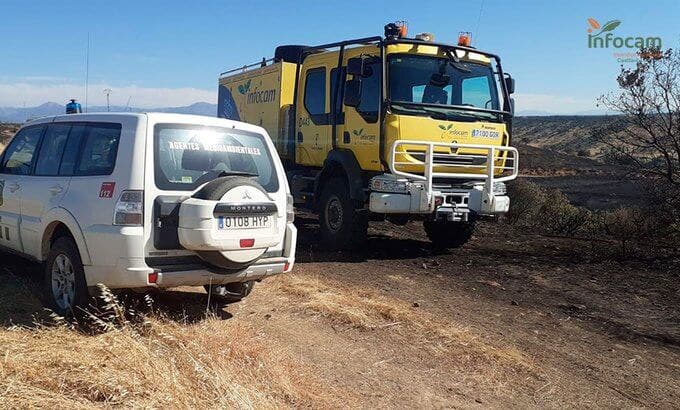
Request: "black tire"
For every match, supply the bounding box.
[318,177,367,250]
[423,219,476,249]
[192,175,264,201]
[43,237,89,317]
[204,281,254,304]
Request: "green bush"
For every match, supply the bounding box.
[505,179,547,226]
[506,179,590,236]
[506,179,672,255]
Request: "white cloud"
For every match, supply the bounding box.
[0,81,215,108]
[513,93,599,114]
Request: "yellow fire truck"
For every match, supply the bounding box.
[217,23,519,250]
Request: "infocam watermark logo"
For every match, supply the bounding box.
[586,18,663,62]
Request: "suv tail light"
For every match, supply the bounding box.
[286,193,295,222]
[113,190,144,226]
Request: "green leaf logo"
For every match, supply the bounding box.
[352,130,358,135]
[447,124,453,130]
[237,79,252,95]
[358,128,363,135]
[438,125,446,130]
[592,19,621,37]
[601,20,621,32]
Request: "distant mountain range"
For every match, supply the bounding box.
[0,102,615,123]
[516,109,611,116]
[0,102,218,123]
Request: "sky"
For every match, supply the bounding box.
[0,0,678,113]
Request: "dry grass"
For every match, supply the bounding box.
[273,274,533,372]
[0,308,327,408]
[0,271,538,407]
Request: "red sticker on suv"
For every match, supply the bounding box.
[99,182,116,198]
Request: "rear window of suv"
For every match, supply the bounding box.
[154,124,279,192]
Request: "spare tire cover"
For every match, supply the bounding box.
[177,176,280,271]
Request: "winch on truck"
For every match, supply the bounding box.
[217,22,519,250]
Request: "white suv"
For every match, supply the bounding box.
[0,113,297,315]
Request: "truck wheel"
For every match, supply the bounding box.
[204,281,254,304]
[423,220,476,249]
[319,177,367,250]
[43,237,89,316]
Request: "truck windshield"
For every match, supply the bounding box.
[388,54,501,121]
[154,124,279,192]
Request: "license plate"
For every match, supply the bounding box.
[217,215,272,230]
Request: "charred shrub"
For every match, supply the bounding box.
[597,208,657,255]
[538,188,592,236]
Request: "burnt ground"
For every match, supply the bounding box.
[1,214,678,408]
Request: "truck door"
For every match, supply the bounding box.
[295,54,334,167]
[337,48,382,172]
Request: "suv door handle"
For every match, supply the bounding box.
[48,185,64,195]
[8,183,20,193]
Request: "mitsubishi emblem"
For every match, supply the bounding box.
[242,190,252,200]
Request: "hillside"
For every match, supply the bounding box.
[0,102,217,123]
[514,115,616,157]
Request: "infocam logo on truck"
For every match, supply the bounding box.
[237,79,277,104]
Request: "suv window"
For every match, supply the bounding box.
[0,126,44,175]
[75,123,121,176]
[35,124,71,176]
[59,124,87,176]
[154,124,279,193]
[304,68,326,117]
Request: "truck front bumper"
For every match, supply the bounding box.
[369,188,510,217]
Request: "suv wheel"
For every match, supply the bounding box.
[318,177,367,250]
[204,281,254,304]
[44,237,89,316]
[423,220,476,249]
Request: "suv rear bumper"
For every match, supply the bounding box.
[83,223,297,289]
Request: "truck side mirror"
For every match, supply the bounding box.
[344,78,362,107]
[347,57,373,78]
[504,75,515,94]
[347,57,365,77]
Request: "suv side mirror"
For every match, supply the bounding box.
[344,78,362,107]
[504,75,515,94]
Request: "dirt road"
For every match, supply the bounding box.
[1,216,679,407]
